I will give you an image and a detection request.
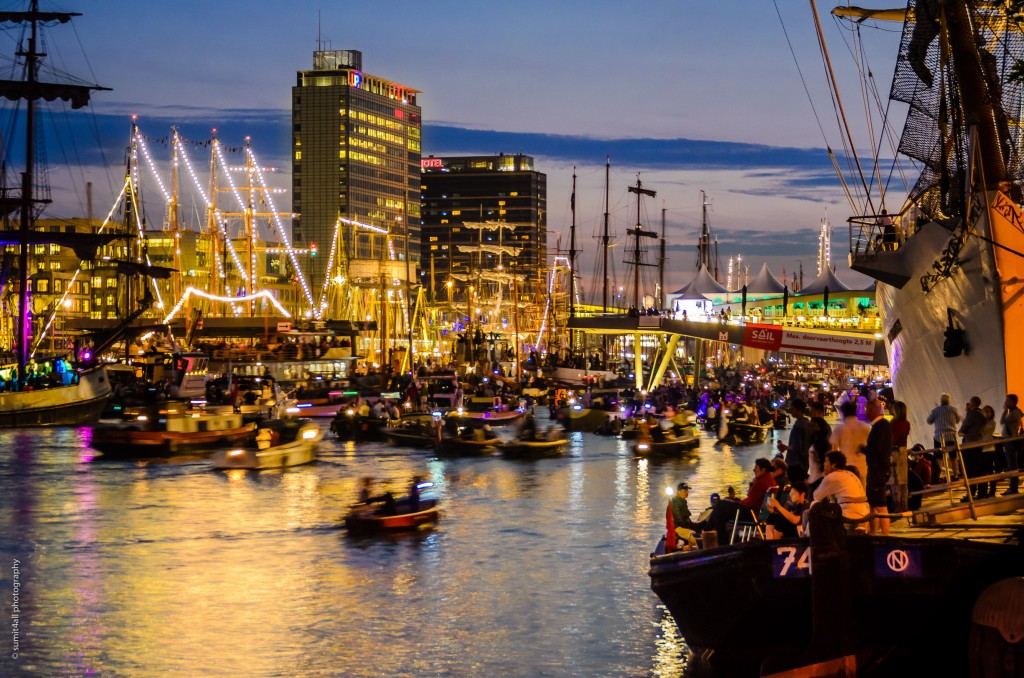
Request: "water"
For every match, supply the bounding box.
[0,417,780,677]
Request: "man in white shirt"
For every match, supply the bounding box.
[829,400,871,486]
[811,450,870,531]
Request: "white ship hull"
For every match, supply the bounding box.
[878,192,1018,443]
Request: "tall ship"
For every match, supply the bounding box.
[830,1,1024,438]
[0,2,114,426]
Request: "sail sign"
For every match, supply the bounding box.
[744,323,877,362]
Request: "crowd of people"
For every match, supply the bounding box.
[664,387,1024,552]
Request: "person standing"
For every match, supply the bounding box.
[889,400,912,511]
[777,398,811,482]
[927,393,961,450]
[830,400,871,487]
[958,396,986,499]
[1000,394,1023,495]
[863,399,893,536]
[978,405,998,499]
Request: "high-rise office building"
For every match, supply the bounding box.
[292,50,421,312]
[419,154,546,303]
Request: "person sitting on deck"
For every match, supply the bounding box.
[809,451,870,534]
[700,458,777,541]
[765,480,810,539]
[668,483,701,549]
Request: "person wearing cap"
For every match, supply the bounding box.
[670,483,700,547]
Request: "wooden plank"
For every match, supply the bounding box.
[911,493,1024,526]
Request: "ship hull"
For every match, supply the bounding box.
[0,365,111,428]
[877,203,1008,440]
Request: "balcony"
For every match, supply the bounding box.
[847,215,912,288]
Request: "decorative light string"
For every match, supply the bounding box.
[247,147,317,313]
[162,286,291,324]
[31,181,129,358]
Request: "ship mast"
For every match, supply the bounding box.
[568,169,577,348]
[1,2,109,386]
[602,157,610,314]
[626,177,657,309]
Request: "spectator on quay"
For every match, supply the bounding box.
[927,392,961,451]
[807,403,832,492]
[830,400,871,486]
[890,400,911,451]
[777,398,811,482]
[958,396,986,500]
[977,405,998,500]
[1000,394,1023,495]
[911,444,933,486]
[863,399,893,536]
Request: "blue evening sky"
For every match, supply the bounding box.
[7,0,909,294]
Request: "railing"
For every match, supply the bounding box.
[848,214,904,259]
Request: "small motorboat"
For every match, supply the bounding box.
[384,418,440,449]
[725,420,772,444]
[344,496,440,534]
[330,409,390,442]
[634,434,699,458]
[500,435,568,459]
[437,429,501,457]
[446,407,524,428]
[210,420,322,470]
[91,407,256,458]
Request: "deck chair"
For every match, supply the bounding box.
[729,508,765,544]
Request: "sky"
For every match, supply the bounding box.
[2,0,912,299]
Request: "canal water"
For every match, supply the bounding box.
[0,415,781,677]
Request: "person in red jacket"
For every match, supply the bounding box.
[701,458,777,542]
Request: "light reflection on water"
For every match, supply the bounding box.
[0,416,780,676]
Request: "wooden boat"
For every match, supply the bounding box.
[558,406,610,433]
[437,432,500,457]
[634,429,699,458]
[90,408,256,458]
[447,408,524,428]
[500,436,568,459]
[384,419,440,449]
[330,411,390,442]
[0,364,111,428]
[725,419,772,444]
[209,420,322,470]
[649,502,1024,676]
[344,497,440,534]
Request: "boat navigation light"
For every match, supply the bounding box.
[301,429,318,440]
[347,409,356,416]
[228,449,245,458]
[432,411,443,418]
[638,443,650,451]
[285,407,300,414]
[666,486,675,496]
[137,415,148,422]
[416,481,434,490]
[573,404,582,411]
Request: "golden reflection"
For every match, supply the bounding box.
[652,604,691,677]
[636,458,650,519]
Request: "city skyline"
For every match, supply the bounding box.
[19,0,907,298]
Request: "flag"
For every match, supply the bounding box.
[665,500,677,552]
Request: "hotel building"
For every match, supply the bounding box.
[291,49,422,306]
